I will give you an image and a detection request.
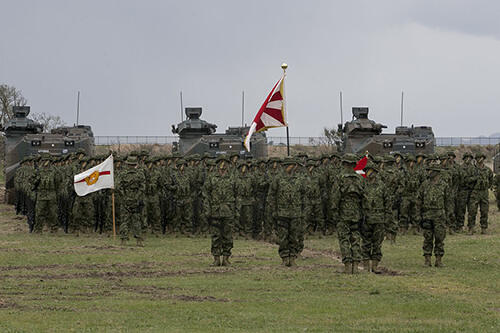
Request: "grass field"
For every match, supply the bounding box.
[0,196,499,332]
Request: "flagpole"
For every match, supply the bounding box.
[112,190,116,240]
[281,62,289,156]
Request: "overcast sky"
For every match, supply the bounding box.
[1,0,500,137]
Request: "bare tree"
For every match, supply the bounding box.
[31,112,66,132]
[322,127,340,146]
[0,84,27,127]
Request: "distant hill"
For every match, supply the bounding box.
[490,132,500,137]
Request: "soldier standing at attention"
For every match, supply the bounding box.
[361,162,391,274]
[34,154,59,233]
[172,159,193,236]
[267,158,306,267]
[467,153,494,235]
[494,172,500,211]
[334,154,365,274]
[417,167,450,267]
[235,162,254,238]
[71,157,96,235]
[118,155,147,246]
[456,152,475,232]
[202,156,238,267]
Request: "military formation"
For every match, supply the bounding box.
[13,149,497,273]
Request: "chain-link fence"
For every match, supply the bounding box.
[94,136,500,147]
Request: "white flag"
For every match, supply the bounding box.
[74,155,114,196]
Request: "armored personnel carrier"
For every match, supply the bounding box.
[172,107,268,158]
[336,107,435,155]
[1,106,95,203]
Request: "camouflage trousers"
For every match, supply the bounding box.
[34,197,58,233]
[71,195,95,234]
[174,200,193,235]
[456,189,472,230]
[276,217,304,259]
[120,206,144,241]
[305,202,324,235]
[421,217,446,257]
[400,196,417,230]
[252,197,266,237]
[468,189,489,229]
[337,219,362,264]
[361,222,385,261]
[238,204,254,237]
[145,196,161,235]
[209,217,234,256]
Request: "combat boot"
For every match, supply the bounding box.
[211,256,221,267]
[288,256,297,267]
[352,261,360,274]
[371,260,381,274]
[424,255,432,267]
[343,262,352,274]
[435,256,445,267]
[362,260,371,273]
[481,227,487,235]
[222,256,231,267]
[468,226,475,235]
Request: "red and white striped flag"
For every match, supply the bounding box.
[244,74,287,151]
[354,156,368,178]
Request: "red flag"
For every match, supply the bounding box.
[244,74,286,151]
[354,156,368,178]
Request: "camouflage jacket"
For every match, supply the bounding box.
[336,171,364,223]
[202,172,238,219]
[268,171,306,219]
[417,175,450,221]
[472,165,494,191]
[362,173,391,224]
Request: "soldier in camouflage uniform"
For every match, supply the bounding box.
[467,153,494,234]
[304,159,324,235]
[202,156,238,266]
[158,156,177,234]
[263,157,282,241]
[71,157,96,234]
[417,166,450,267]
[118,155,146,246]
[494,173,500,211]
[332,154,364,274]
[456,152,475,232]
[34,154,59,233]
[378,155,398,241]
[172,159,193,235]
[400,155,419,234]
[235,161,254,238]
[267,158,306,267]
[252,159,270,240]
[145,156,162,235]
[361,161,391,273]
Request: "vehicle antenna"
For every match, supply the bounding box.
[76,91,80,126]
[400,91,404,126]
[241,91,245,127]
[340,91,343,125]
[180,91,184,121]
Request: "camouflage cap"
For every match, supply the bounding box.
[125,155,139,165]
[416,152,427,158]
[281,157,301,166]
[140,149,150,156]
[341,153,358,163]
[39,153,52,161]
[462,152,473,159]
[475,152,486,159]
[405,154,416,162]
[383,155,395,163]
[365,161,379,172]
[447,151,456,158]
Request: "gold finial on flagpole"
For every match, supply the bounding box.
[281,62,288,72]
